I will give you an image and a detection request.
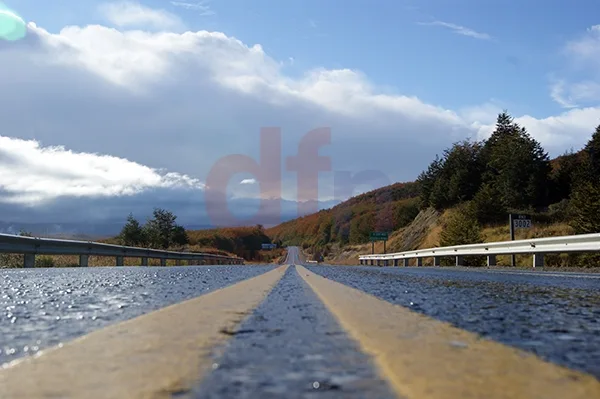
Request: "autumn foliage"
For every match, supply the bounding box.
[266,182,420,248]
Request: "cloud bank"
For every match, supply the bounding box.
[0,8,599,228]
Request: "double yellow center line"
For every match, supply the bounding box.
[0,266,287,398]
[297,265,600,399]
[1,264,599,398]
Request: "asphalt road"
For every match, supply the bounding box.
[0,265,276,365]
[306,263,600,379]
[1,247,599,397]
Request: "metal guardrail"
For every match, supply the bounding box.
[359,233,600,268]
[0,233,244,268]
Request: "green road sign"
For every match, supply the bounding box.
[369,232,388,241]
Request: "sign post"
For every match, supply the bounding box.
[509,214,532,266]
[369,232,389,255]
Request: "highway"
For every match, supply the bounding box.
[1,247,599,398]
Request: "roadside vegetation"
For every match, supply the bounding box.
[3,111,599,268]
[0,210,281,268]
[268,111,600,268]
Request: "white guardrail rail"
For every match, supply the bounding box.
[359,233,600,268]
[0,233,244,268]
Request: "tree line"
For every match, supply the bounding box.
[118,208,189,249]
[418,111,600,247]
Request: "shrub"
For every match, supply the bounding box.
[440,205,485,266]
[35,256,56,268]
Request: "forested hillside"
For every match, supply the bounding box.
[266,182,420,247]
[267,111,600,260]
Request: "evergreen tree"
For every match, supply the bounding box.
[469,182,507,224]
[480,111,551,210]
[118,213,146,246]
[440,205,483,247]
[143,208,186,249]
[585,125,600,180]
[444,140,484,204]
[418,140,484,210]
[568,125,600,237]
[172,225,189,246]
[440,205,485,266]
[417,155,444,209]
[549,149,580,204]
[569,182,600,234]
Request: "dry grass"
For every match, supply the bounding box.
[0,242,242,268]
[481,222,576,267]
[318,207,598,269]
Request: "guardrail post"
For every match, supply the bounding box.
[79,255,89,267]
[24,254,35,268]
[116,256,124,266]
[456,255,464,266]
[434,256,441,266]
[487,255,496,267]
[393,259,398,267]
[416,258,422,266]
[141,257,148,266]
[175,259,182,266]
[160,258,167,267]
[403,259,409,267]
[533,253,544,268]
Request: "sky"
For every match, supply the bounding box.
[0,0,599,228]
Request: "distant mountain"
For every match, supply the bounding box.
[0,198,340,239]
[0,221,124,239]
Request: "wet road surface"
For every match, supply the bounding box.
[305,264,600,379]
[0,265,275,365]
[192,265,396,399]
[2,247,600,397]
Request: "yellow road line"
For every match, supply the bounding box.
[297,265,600,399]
[0,265,287,399]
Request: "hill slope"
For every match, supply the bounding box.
[267,112,600,267]
[266,182,420,248]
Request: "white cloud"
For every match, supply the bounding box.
[0,135,203,205]
[566,25,600,66]
[551,25,600,108]
[170,1,215,16]
[551,79,600,109]
[0,17,599,225]
[418,21,491,40]
[99,1,184,31]
[240,178,257,185]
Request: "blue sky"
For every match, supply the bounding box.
[0,0,599,228]
[11,0,599,116]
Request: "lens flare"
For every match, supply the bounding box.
[0,3,26,41]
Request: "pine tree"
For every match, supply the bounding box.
[470,183,507,224]
[569,182,600,234]
[417,155,444,209]
[439,205,485,266]
[480,112,551,210]
[584,124,600,183]
[118,213,146,246]
[142,208,187,249]
[440,206,483,247]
